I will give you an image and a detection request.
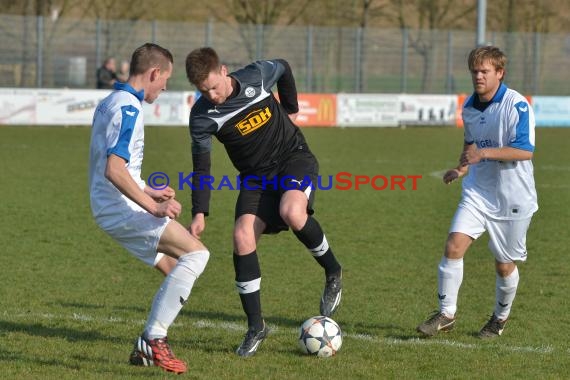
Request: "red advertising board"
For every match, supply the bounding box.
[295,93,337,127]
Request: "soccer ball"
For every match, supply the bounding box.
[298,316,342,357]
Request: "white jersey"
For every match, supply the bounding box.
[89,82,146,225]
[461,83,538,220]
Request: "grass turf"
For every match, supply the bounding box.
[0,125,568,379]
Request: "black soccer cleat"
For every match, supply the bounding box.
[236,321,269,357]
[478,313,507,339]
[320,269,342,317]
[416,311,456,337]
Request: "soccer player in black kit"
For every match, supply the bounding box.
[185,47,343,357]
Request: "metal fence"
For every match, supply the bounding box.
[1,14,569,95]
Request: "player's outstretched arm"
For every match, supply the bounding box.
[105,154,180,219]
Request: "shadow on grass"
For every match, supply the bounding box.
[181,309,316,330]
[0,347,19,361]
[55,301,147,314]
[0,320,115,343]
[54,300,288,329]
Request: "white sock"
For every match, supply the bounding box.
[144,250,209,339]
[438,256,463,318]
[494,266,519,321]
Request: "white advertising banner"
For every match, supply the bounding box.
[2,88,567,129]
[337,94,399,127]
[1,88,188,126]
[398,94,457,126]
[142,91,188,126]
[0,88,37,124]
[36,89,107,125]
[532,96,570,127]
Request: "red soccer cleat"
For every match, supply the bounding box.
[129,336,187,374]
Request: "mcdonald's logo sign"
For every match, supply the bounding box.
[296,94,337,127]
[317,97,335,122]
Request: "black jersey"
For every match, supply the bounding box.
[189,59,308,216]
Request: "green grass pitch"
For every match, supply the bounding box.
[0,125,569,379]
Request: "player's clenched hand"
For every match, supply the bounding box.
[146,186,175,202]
[460,148,483,166]
[443,169,460,184]
[189,213,205,239]
[154,198,182,219]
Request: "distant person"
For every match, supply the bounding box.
[117,60,130,82]
[416,45,537,339]
[96,57,118,89]
[185,47,343,357]
[89,43,210,374]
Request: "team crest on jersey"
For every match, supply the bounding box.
[245,87,256,98]
[236,107,272,135]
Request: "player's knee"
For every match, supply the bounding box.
[495,261,516,277]
[179,250,210,277]
[280,206,306,230]
[173,234,207,255]
[233,225,255,248]
[445,238,466,259]
[191,238,207,252]
[233,225,246,242]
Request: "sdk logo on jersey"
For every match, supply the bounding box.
[236,107,272,135]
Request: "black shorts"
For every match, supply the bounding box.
[235,150,318,234]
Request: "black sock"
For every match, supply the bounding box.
[233,251,263,330]
[293,217,341,276]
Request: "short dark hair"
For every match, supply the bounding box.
[130,43,173,76]
[185,47,221,85]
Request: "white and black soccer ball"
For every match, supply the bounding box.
[298,316,342,357]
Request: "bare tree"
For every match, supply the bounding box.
[209,0,311,25]
[81,0,155,61]
[0,0,159,87]
[486,0,566,34]
[202,0,311,60]
[486,0,564,94]
[355,1,390,91]
[390,0,476,92]
[0,0,87,86]
[297,0,391,91]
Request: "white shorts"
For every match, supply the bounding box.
[449,202,532,263]
[96,208,170,267]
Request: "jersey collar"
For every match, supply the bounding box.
[113,81,144,102]
[465,82,508,108]
[491,83,508,103]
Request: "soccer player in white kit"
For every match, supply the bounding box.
[417,45,537,339]
[89,43,210,374]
